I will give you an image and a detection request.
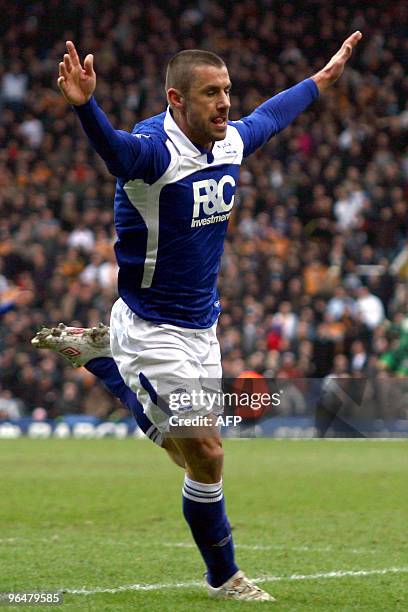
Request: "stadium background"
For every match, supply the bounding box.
[0,0,407,424]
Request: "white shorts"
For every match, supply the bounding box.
[110,298,223,433]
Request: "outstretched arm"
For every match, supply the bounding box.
[234,32,363,157]
[57,41,157,179]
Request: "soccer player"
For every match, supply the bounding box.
[53,32,362,600]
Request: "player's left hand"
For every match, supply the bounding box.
[57,41,96,106]
[312,31,362,93]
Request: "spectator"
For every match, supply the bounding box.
[1,61,28,111]
[356,286,385,330]
[326,286,358,320]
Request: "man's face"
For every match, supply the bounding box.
[178,65,232,148]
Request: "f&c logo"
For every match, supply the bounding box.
[192,176,236,219]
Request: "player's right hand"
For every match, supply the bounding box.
[57,41,96,105]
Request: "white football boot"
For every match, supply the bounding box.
[207,570,276,601]
[31,322,111,367]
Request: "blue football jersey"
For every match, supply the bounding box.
[75,79,318,328]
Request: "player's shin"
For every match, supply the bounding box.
[85,357,128,399]
[182,475,239,587]
[85,357,165,446]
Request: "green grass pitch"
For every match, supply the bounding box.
[0,439,407,611]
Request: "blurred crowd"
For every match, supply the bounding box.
[0,0,407,420]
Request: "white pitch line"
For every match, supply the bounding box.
[63,567,408,595]
[164,542,373,555]
[0,538,19,544]
[0,537,374,556]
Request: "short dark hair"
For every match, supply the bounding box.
[165,50,226,97]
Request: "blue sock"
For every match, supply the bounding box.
[182,475,239,587]
[86,357,128,399]
[86,357,162,444]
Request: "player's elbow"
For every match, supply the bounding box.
[105,159,127,179]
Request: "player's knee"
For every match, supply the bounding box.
[201,438,223,464]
